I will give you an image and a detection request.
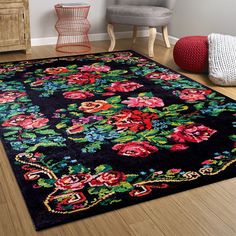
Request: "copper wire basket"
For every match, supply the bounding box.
[55,3,91,53]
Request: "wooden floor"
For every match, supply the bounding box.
[0,38,236,236]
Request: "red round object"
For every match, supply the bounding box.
[173,36,208,73]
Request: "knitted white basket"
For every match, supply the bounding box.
[208,33,236,86]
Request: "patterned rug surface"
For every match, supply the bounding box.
[0,51,235,230]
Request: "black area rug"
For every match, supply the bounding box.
[0,51,235,230]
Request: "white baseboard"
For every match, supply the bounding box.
[31,30,178,46]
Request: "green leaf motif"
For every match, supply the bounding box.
[108,70,127,76]
[126,174,139,182]
[21,132,37,139]
[113,182,133,193]
[35,129,58,135]
[113,135,138,143]
[82,141,103,153]
[229,135,236,141]
[3,130,19,137]
[139,92,154,97]
[142,107,160,114]
[194,102,205,110]
[37,178,55,188]
[26,142,66,152]
[69,164,89,174]
[95,164,112,174]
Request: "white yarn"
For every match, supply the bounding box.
[208,33,236,86]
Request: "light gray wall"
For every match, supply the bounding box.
[29,0,236,39]
[170,0,236,37]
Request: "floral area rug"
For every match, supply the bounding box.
[0,51,235,230]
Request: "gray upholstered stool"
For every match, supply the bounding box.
[106,0,176,57]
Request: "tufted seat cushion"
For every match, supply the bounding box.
[107,5,172,27]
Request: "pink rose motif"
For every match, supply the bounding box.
[2,114,49,129]
[0,68,7,73]
[170,124,217,143]
[0,91,26,103]
[170,144,189,152]
[112,141,158,157]
[122,96,164,108]
[79,64,111,72]
[176,88,212,102]
[106,81,143,92]
[55,173,92,190]
[146,72,180,80]
[73,115,103,125]
[63,90,94,100]
[101,52,132,61]
[89,171,126,187]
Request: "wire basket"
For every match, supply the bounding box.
[55,4,91,53]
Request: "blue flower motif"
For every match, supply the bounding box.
[70,160,77,163]
[85,127,119,142]
[152,120,168,130]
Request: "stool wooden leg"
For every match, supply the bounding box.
[107,23,116,52]
[133,26,138,44]
[148,27,157,57]
[162,26,171,48]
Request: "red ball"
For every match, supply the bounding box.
[173,36,208,73]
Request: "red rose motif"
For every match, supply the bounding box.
[79,100,112,113]
[106,81,143,92]
[122,96,164,108]
[112,141,158,157]
[89,171,126,187]
[66,124,84,134]
[55,173,92,190]
[202,160,214,165]
[67,72,101,85]
[170,124,217,143]
[108,109,158,132]
[63,90,94,100]
[170,144,189,152]
[168,168,181,174]
[44,67,68,74]
[30,80,44,87]
[176,88,212,102]
[2,114,49,129]
[0,91,26,103]
[146,72,180,80]
[102,92,115,96]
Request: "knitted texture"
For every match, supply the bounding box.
[173,36,208,73]
[208,33,236,86]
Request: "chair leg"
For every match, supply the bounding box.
[148,27,157,57]
[107,23,116,52]
[162,26,171,48]
[133,26,138,44]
